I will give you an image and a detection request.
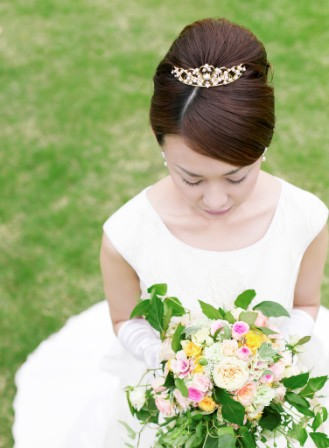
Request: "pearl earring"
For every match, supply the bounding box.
[161,151,167,167]
[262,147,268,162]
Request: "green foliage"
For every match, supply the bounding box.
[171,323,185,352]
[282,372,309,389]
[234,289,256,309]
[288,423,308,446]
[253,301,290,317]
[213,388,245,426]
[198,300,223,320]
[239,311,258,325]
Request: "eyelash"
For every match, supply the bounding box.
[182,177,246,186]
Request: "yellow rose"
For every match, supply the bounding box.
[182,340,202,358]
[198,396,217,412]
[192,355,204,374]
[245,330,267,353]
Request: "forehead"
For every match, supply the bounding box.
[163,134,245,176]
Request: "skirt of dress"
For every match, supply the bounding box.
[12,301,329,448]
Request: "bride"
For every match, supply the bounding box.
[13,17,328,447]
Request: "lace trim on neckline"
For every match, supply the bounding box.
[141,176,286,255]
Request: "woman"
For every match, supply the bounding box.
[13,17,328,447]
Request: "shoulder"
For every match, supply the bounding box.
[102,187,150,263]
[279,176,328,241]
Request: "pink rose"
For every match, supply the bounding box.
[260,373,274,383]
[171,351,193,378]
[270,361,285,381]
[235,382,257,406]
[237,346,252,361]
[155,395,176,416]
[151,376,166,393]
[174,388,190,411]
[232,321,250,339]
[210,320,224,336]
[255,311,268,327]
[190,374,211,393]
[188,387,205,402]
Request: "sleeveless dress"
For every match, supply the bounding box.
[13,175,329,447]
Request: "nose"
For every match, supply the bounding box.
[202,185,229,211]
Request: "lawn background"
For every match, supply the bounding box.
[0,0,328,446]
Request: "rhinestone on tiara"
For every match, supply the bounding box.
[171,63,247,88]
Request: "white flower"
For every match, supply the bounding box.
[253,385,276,408]
[159,338,176,361]
[213,357,249,391]
[203,343,222,363]
[191,326,213,346]
[129,387,146,411]
[221,339,238,357]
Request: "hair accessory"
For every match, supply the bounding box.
[171,63,246,88]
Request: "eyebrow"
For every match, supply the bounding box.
[175,164,243,177]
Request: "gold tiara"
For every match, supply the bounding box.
[171,63,246,88]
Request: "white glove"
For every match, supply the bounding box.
[280,308,315,341]
[117,318,162,369]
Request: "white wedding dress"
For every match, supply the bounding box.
[13,175,329,447]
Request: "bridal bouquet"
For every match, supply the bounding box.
[121,284,329,448]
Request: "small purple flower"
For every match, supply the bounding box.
[237,345,251,360]
[232,321,250,339]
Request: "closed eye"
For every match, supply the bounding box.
[182,176,246,186]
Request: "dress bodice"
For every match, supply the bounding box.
[103,176,328,315]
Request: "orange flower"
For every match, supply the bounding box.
[198,396,217,412]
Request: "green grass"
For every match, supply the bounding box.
[0,0,328,446]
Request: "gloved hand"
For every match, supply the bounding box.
[117,318,162,370]
[280,308,315,341]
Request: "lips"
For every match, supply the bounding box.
[204,207,231,215]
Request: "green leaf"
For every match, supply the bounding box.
[295,335,311,346]
[147,293,164,333]
[239,426,256,448]
[162,301,173,335]
[217,307,226,318]
[130,299,150,318]
[288,423,308,446]
[164,371,175,389]
[175,377,188,397]
[312,412,323,431]
[224,310,235,324]
[286,391,310,409]
[217,434,236,448]
[118,420,137,440]
[322,406,328,422]
[258,342,278,360]
[171,323,185,352]
[309,432,329,448]
[259,406,281,430]
[282,372,310,389]
[204,435,218,448]
[147,283,167,295]
[253,301,290,317]
[214,388,245,425]
[239,311,258,325]
[234,289,256,309]
[198,300,223,319]
[222,325,232,340]
[163,296,185,316]
[300,376,328,398]
[255,326,278,335]
[293,404,315,418]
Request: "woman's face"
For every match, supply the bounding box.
[162,134,263,219]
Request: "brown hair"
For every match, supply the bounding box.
[149,17,274,166]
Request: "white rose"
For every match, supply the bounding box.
[213,357,249,391]
[221,339,238,357]
[253,385,276,408]
[191,326,213,345]
[129,387,146,411]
